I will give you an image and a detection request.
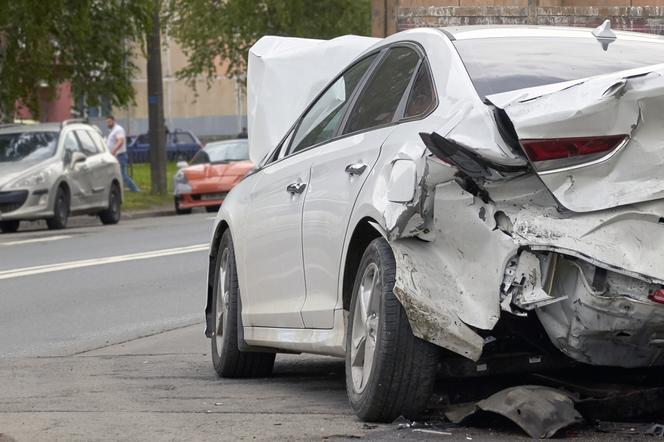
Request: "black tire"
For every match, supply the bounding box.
[345,237,439,422]
[46,186,69,230]
[174,197,191,215]
[211,230,275,378]
[0,220,20,233]
[205,205,220,213]
[99,183,122,225]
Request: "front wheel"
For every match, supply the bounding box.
[46,187,69,230]
[345,237,439,422]
[211,230,275,378]
[0,220,20,233]
[99,183,121,225]
[174,196,191,215]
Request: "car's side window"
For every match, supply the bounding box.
[62,131,81,164]
[75,130,99,156]
[288,54,377,154]
[404,62,435,119]
[89,131,108,153]
[344,47,420,134]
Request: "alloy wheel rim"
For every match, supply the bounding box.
[214,247,230,355]
[350,262,381,393]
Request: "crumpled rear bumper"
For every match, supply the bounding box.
[385,164,664,367]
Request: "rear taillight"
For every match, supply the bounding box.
[650,289,664,305]
[520,135,628,172]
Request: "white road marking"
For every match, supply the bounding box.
[0,235,71,246]
[206,216,216,220]
[0,243,209,280]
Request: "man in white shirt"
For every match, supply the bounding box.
[106,115,140,192]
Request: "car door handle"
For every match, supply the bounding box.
[286,182,307,195]
[345,162,367,176]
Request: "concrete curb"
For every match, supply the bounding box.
[122,207,174,220]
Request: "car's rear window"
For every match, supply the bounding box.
[453,37,664,99]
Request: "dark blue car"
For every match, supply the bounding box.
[127,129,203,163]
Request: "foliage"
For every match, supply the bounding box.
[167,0,371,88]
[0,0,152,120]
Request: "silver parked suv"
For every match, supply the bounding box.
[0,120,123,233]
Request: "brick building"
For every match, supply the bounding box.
[372,0,664,37]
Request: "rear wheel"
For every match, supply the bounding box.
[99,183,121,225]
[46,187,69,230]
[211,230,275,377]
[174,196,191,215]
[345,237,439,422]
[0,220,20,233]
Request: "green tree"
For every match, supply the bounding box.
[167,0,371,88]
[0,0,151,121]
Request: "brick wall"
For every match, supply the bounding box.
[372,0,664,36]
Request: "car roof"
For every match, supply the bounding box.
[0,122,100,135]
[444,24,664,43]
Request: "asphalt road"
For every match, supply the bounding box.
[0,213,212,357]
[0,212,659,440]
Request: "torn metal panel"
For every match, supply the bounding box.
[502,251,567,311]
[506,200,664,284]
[536,258,664,368]
[445,386,582,439]
[488,64,664,212]
[389,181,518,361]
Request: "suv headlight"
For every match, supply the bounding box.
[173,170,191,195]
[11,170,51,189]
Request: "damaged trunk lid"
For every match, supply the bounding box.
[487,63,664,212]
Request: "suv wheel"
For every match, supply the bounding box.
[345,237,439,422]
[211,230,275,377]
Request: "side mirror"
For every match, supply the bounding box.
[72,151,87,165]
[176,160,188,169]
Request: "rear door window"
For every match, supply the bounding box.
[289,54,377,154]
[344,47,420,134]
[404,62,436,118]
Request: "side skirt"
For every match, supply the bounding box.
[243,309,347,357]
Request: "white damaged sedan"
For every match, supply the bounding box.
[205,24,664,421]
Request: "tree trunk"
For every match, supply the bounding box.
[146,0,167,195]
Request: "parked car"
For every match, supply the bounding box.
[204,25,664,423]
[0,120,123,232]
[173,139,252,214]
[127,129,203,163]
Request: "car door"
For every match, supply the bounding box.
[75,130,111,207]
[239,53,379,329]
[299,45,425,329]
[62,131,94,209]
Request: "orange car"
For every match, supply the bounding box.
[173,139,252,214]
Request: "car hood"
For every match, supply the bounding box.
[0,160,49,190]
[182,161,253,181]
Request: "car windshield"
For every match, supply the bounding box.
[0,131,59,163]
[453,37,664,99]
[190,141,249,165]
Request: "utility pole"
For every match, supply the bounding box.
[146,0,167,195]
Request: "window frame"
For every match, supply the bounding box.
[339,43,425,136]
[285,50,384,157]
[74,130,101,157]
[259,40,438,171]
